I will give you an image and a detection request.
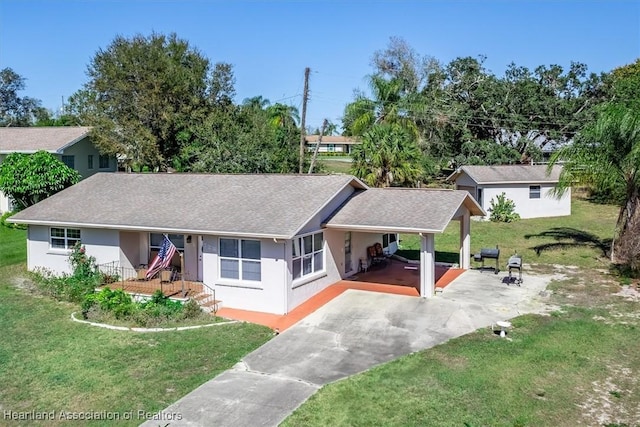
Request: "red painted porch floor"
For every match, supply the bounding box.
[216,262,465,332]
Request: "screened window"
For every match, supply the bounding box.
[50,227,81,250]
[529,185,541,199]
[219,238,261,281]
[99,155,110,169]
[88,154,94,169]
[61,155,75,169]
[292,231,324,281]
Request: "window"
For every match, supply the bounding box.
[149,233,183,268]
[529,185,541,199]
[219,238,261,281]
[88,155,94,169]
[61,155,75,169]
[50,227,81,250]
[382,233,397,248]
[99,155,110,169]
[292,231,324,280]
[150,233,184,251]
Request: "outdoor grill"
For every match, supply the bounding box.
[507,255,523,285]
[473,246,500,273]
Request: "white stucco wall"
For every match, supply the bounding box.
[203,236,289,314]
[481,183,571,219]
[27,226,120,274]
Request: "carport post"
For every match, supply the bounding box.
[459,211,471,269]
[419,233,435,297]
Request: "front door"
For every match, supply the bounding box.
[344,232,352,274]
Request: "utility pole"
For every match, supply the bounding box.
[308,119,328,174]
[299,67,310,173]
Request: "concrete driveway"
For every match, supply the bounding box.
[142,269,556,427]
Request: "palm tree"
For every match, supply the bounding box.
[267,103,300,129]
[549,105,640,268]
[342,75,419,137]
[351,124,423,187]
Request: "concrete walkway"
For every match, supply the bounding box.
[141,269,556,427]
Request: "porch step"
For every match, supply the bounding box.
[191,292,221,314]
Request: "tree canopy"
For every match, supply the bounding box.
[342,38,610,178]
[0,151,80,210]
[0,68,46,127]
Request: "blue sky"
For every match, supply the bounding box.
[1,0,638,131]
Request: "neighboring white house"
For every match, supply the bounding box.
[9,173,484,315]
[0,126,117,213]
[305,135,360,154]
[447,164,570,219]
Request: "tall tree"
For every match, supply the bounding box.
[0,68,44,127]
[0,151,80,210]
[550,105,639,269]
[351,124,423,187]
[75,32,210,169]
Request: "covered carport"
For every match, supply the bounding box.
[323,188,485,297]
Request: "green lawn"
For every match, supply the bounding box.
[319,157,353,174]
[0,227,273,426]
[0,226,26,268]
[397,197,619,269]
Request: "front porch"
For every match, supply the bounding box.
[97,262,204,299]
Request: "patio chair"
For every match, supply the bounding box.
[136,264,148,281]
[160,268,174,283]
[368,243,387,267]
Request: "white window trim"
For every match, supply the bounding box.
[49,227,81,251]
[291,231,325,286]
[529,185,541,199]
[218,238,262,283]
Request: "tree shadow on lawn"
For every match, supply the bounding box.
[524,227,612,258]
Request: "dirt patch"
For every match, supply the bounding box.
[577,365,640,426]
[9,275,39,294]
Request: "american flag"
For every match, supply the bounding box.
[146,234,177,280]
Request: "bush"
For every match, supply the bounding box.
[488,193,521,223]
[0,211,26,229]
[82,287,135,319]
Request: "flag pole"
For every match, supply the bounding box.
[180,252,185,297]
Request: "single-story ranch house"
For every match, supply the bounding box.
[9,173,484,315]
[0,126,117,213]
[305,135,360,154]
[447,164,570,219]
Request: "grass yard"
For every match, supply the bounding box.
[284,197,640,426]
[319,157,353,174]
[0,228,273,426]
[397,197,620,269]
[0,226,26,268]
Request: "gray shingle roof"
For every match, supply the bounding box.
[9,173,365,239]
[447,165,562,184]
[0,126,92,153]
[324,188,485,233]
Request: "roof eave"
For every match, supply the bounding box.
[6,219,291,240]
[323,223,443,234]
[56,131,91,153]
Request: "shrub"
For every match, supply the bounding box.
[488,193,521,223]
[0,211,26,229]
[82,287,135,319]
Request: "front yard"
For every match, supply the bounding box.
[0,232,273,426]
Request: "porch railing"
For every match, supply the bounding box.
[97,261,192,298]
